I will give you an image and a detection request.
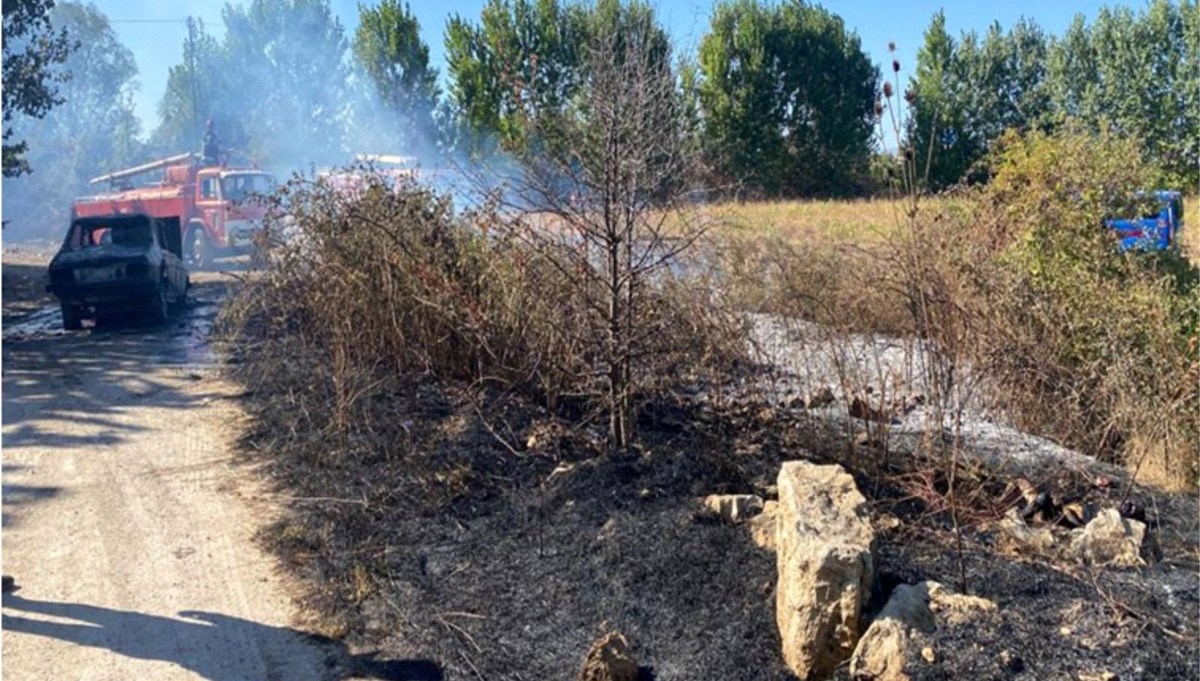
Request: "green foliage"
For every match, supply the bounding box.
[352,0,440,154]
[909,14,1049,189]
[445,0,584,155]
[1049,1,1199,187]
[949,125,1198,483]
[910,1,1200,190]
[2,0,76,177]
[443,0,669,158]
[3,1,141,237]
[695,0,878,197]
[153,0,349,165]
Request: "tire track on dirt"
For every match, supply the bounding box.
[2,279,330,681]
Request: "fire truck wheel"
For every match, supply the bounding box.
[61,303,83,331]
[185,227,212,270]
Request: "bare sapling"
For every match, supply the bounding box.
[484,11,717,449]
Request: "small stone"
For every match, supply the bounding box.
[638,488,652,500]
[998,649,1023,672]
[921,647,936,664]
[578,631,638,681]
[596,518,617,542]
[997,509,1056,553]
[1078,673,1118,681]
[1059,626,1073,637]
[875,513,902,531]
[703,494,764,524]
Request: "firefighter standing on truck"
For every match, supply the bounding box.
[201,119,220,166]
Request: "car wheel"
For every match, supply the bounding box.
[61,303,83,331]
[170,281,188,312]
[148,285,170,326]
[185,227,212,270]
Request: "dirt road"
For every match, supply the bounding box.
[1,271,331,680]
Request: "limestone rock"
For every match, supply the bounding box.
[703,494,764,524]
[925,582,996,625]
[849,583,934,681]
[579,631,638,681]
[997,509,1056,553]
[1070,508,1151,567]
[850,582,995,681]
[749,500,779,551]
[776,461,875,679]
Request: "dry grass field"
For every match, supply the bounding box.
[719,194,1199,254]
[715,197,911,243]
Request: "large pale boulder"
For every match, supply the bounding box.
[776,461,876,679]
[850,582,996,681]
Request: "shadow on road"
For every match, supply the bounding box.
[1,464,61,528]
[2,280,233,452]
[1,593,443,681]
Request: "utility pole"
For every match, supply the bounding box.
[187,16,199,147]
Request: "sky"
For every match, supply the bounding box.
[94,0,1121,141]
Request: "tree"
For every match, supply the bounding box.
[1081,1,1197,185]
[1045,15,1098,122]
[153,18,232,156]
[2,0,76,176]
[485,1,708,447]
[351,0,439,154]
[908,15,1051,189]
[695,0,878,197]
[153,0,350,166]
[908,10,974,189]
[3,1,140,237]
[912,2,1199,190]
[445,0,589,156]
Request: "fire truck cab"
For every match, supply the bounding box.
[74,153,275,269]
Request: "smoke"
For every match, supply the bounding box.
[0,0,559,243]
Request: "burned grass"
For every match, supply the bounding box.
[227,353,1198,680]
[232,362,806,679]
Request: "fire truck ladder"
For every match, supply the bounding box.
[89,153,197,186]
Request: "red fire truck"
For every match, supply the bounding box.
[73,153,275,268]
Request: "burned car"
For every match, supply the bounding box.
[47,213,190,330]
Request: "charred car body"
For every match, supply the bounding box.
[47,213,190,330]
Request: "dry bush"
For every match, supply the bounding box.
[218,169,747,461]
[900,127,1200,488]
[720,233,910,336]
